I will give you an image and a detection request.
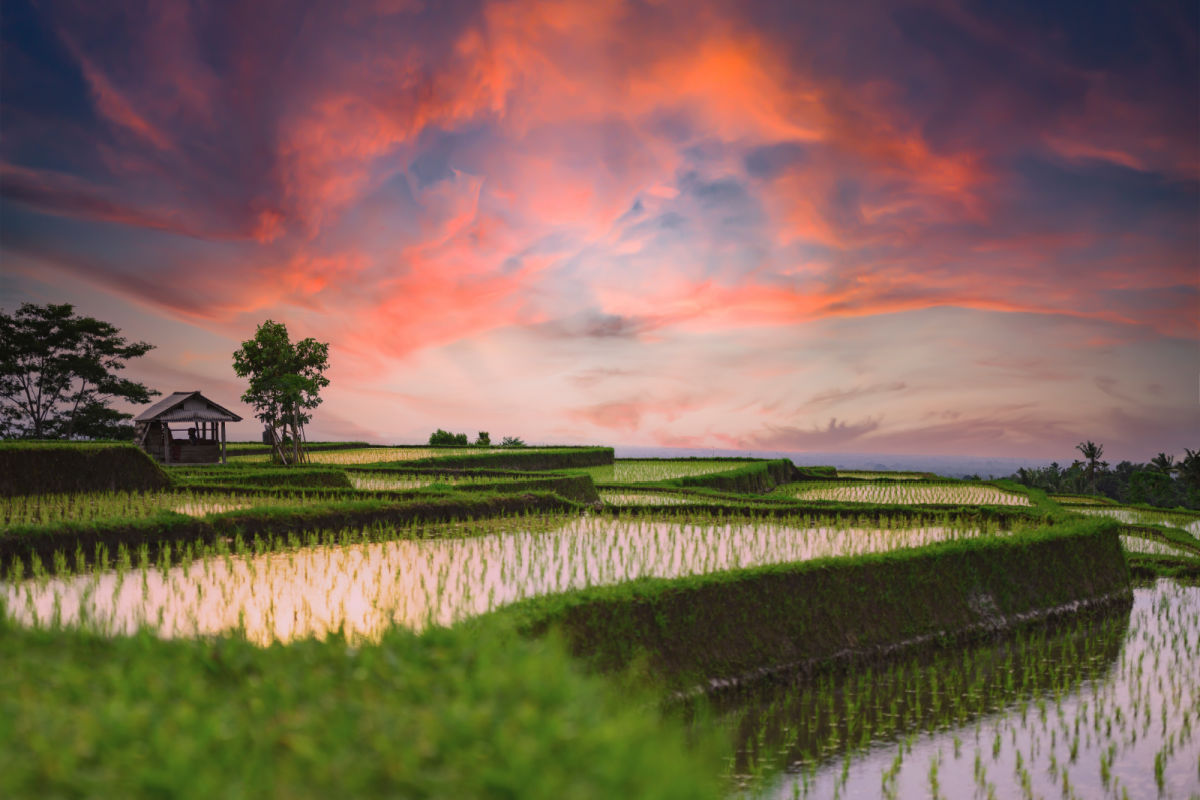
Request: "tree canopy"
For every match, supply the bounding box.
[232,320,329,465]
[0,303,158,439]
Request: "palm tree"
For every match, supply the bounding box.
[1075,440,1105,494]
[1150,452,1177,475]
[1179,448,1200,491]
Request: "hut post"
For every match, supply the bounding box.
[163,424,171,465]
[221,420,227,464]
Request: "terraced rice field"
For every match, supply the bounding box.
[837,472,925,480]
[345,473,500,491]
[599,491,696,506]
[1074,506,1200,536]
[577,460,743,484]
[0,489,337,526]
[1119,535,1200,557]
[721,579,1200,800]
[230,447,552,465]
[773,481,1032,506]
[3,514,1008,644]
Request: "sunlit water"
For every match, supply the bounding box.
[780,484,1031,506]
[3,518,994,644]
[1077,507,1200,537]
[710,580,1199,799]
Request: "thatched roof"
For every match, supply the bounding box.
[134,391,242,423]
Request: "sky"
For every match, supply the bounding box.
[1,0,1196,461]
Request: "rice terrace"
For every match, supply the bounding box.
[2,0,1198,797]
[3,425,1199,798]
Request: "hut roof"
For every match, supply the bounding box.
[134,391,243,423]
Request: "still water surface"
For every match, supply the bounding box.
[3,517,989,644]
[709,580,1199,799]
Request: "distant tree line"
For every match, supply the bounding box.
[1005,440,1200,510]
[428,429,525,447]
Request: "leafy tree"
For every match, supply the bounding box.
[475,431,491,446]
[232,320,329,465]
[1128,469,1178,507]
[429,429,468,446]
[1075,440,1106,494]
[499,435,526,448]
[0,303,158,439]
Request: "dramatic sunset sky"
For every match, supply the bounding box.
[1,0,1196,459]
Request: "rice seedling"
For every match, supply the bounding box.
[0,616,723,799]
[1074,506,1200,537]
[345,473,501,491]
[231,446,547,465]
[1120,535,1200,558]
[599,491,697,506]
[772,481,1032,507]
[578,460,749,484]
[837,472,927,481]
[719,579,1200,799]
[2,513,1009,644]
[0,489,341,526]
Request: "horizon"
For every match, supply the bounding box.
[2,0,1196,461]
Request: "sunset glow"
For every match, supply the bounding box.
[2,0,1196,458]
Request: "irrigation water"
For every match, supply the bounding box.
[704,579,1199,799]
[3,515,1002,644]
[1076,507,1200,537]
[774,482,1031,507]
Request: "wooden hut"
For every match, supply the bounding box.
[134,391,242,465]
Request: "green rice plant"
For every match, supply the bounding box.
[0,620,722,799]
[2,513,1006,643]
[772,480,1032,507]
[579,460,754,484]
[715,578,1199,800]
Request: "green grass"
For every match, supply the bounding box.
[0,620,722,799]
[496,518,1129,691]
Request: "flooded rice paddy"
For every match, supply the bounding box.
[578,460,747,484]
[775,482,1032,507]
[0,490,336,526]
[1076,506,1200,537]
[709,579,1199,799]
[3,515,1002,644]
[600,490,697,505]
[229,446,553,465]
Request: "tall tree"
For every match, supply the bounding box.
[232,320,329,465]
[1179,449,1200,491]
[1075,440,1106,494]
[0,303,158,439]
[1149,453,1177,475]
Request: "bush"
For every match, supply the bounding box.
[429,429,469,446]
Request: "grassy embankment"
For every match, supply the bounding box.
[493,519,1131,693]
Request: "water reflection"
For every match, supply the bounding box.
[3,517,992,644]
[707,581,1199,800]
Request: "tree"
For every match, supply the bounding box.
[475,431,491,446]
[499,435,526,448]
[232,320,329,465]
[0,303,158,439]
[1149,453,1177,475]
[429,429,468,446]
[1180,449,1200,491]
[1075,440,1106,494]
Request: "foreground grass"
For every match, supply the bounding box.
[0,619,721,800]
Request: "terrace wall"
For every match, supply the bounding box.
[502,520,1130,693]
[0,443,170,497]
